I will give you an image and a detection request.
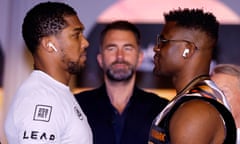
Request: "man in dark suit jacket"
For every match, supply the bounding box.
[75,20,168,144]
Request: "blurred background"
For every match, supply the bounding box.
[0,0,240,143]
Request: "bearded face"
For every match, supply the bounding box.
[105,60,134,81]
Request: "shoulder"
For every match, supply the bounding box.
[169,98,225,143]
[7,87,66,130]
[75,87,102,99]
[132,87,169,111]
[135,87,169,103]
[74,86,106,107]
[172,99,220,120]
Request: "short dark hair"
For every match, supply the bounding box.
[22,2,77,54]
[100,20,141,46]
[164,8,219,44]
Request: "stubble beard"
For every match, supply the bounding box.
[67,61,84,74]
[106,62,134,82]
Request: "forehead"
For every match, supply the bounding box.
[161,21,194,39]
[212,73,239,86]
[103,29,137,42]
[63,15,84,31]
[212,73,236,81]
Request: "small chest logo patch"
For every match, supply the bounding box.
[74,106,83,120]
[33,105,52,122]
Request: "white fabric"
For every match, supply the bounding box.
[4,70,92,144]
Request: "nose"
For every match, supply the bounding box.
[153,45,160,53]
[116,48,124,59]
[82,36,89,49]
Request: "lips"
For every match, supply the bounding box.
[79,52,87,63]
[80,51,86,57]
[154,54,160,59]
[112,63,128,69]
[153,54,160,59]
[154,54,161,64]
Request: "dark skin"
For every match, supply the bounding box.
[154,21,225,144]
[34,15,89,85]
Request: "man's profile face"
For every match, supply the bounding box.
[153,22,191,76]
[55,15,89,74]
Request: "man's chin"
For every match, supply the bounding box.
[68,65,85,74]
[106,70,133,82]
[153,67,159,74]
[153,68,164,76]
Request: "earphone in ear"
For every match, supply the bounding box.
[182,48,190,58]
[47,42,58,52]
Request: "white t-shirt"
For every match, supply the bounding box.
[4,70,93,144]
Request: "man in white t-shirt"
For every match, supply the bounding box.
[4,2,92,144]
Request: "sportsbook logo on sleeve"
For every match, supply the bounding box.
[148,124,168,144]
[74,106,83,120]
[22,105,56,141]
[33,105,52,122]
[23,130,56,141]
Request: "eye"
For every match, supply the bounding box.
[160,38,169,44]
[105,46,117,51]
[158,38,169,48]
[124,46,134,51]
[72,32,82,39]
[72,34,79,39]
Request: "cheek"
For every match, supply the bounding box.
[69,39,82,52]
[62,41,78,54]
[168,47,181,58]
[127,54,139,65]
[163,49,179,65]
[101,55,114,67]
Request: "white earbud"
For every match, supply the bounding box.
[182,48,189,58]
[47,42,58,52]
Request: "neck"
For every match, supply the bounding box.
[175,74,209,95]
[105,78,135,114]
[34,63,71,86]
[34,48,71,86]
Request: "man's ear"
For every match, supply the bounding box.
[137,51,144,68]
[182,44,196,59]
[41,37,56,52]
[97,53,103,68]
[182,48,190,58]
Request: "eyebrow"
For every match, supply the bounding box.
[104,43,135,47]
[104,43,116,47]
[160,34,165,39]
[123,43,135,47]
[73,27,84,33]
